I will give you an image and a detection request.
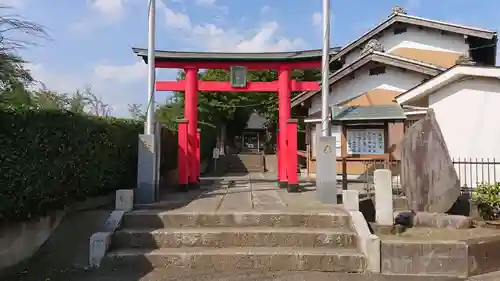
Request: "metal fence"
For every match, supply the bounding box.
[355,158,500,196]
[452,157,500,195]
[351,159,402,196]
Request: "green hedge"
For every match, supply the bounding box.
[0,106,143,222]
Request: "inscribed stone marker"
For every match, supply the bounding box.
[136,134,156,204]
[316,136,337,204]
[400,110,460,213]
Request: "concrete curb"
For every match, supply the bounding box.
[343,190,381,273]
[88,189,134,268]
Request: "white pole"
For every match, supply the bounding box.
[146,0,156,135]
[320,0,331,136]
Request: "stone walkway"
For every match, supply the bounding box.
[142,173,346,214]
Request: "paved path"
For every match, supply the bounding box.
[147,173,347,214]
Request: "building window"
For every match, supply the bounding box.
[347,128,385,155]
[393,26,407,35]
[369,66,386,76]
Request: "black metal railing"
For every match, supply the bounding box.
[452,157,500,196]
[355,158,500,197]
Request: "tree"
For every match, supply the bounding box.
[27,84,112,118]
[0,5,48,97]
[32,87,69,110]
[128,103,145,121]
[155,95,183,130]
[82,85,112,117]
[68,89,87,114]
[171,69,257,145]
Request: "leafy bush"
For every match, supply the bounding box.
[472,182,500,221]
[0,106,143,222]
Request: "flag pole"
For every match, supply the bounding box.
[320,0,331,136]
[146,0,156,135]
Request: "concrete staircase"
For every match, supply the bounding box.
[226,153,265,173]
[103,210,367,272]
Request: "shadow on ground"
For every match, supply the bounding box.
[0,209,113,281]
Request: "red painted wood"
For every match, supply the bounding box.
[184,68,198,184]
[291,81,321,91]
[155,60,321,70]
[278,68,291,183]
[177,121,189,185]
[196,129,200,182]
[156,80,320,92]
[286,120,299,185]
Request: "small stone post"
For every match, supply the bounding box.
[342,190,359,211]
[374,169,393,225]
[115,189,134,212]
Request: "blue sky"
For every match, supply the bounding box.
[4,0,500,116]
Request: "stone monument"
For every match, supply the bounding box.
[400,110,461,213]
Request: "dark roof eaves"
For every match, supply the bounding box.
[132,47,342,62]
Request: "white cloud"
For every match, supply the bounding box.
[164,6,192,29]
[25,61,149,117]
[260,4,270,14]
[312,12,322,27]
[70,0,129,33]
[26,63,85,94]
[92,61,147,84]
[91,0,126,21]
[0,0,24,8]
[196,0,215,7]
[160,1,305,52]
[194,0,228,15]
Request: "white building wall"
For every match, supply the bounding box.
[344,25,468,65]
[309,65,427,114]
[428,77,500,186]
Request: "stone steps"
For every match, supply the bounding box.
[103,247,366,272]
[226,154,265,172]
[122,211,352,229]
[108,205,366,273]
[112,227,358,249]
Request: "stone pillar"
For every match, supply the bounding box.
[286,119,299,192]
[177,119,189,192]
[184,67,199,189]
[374,169,393,225]
[278,67,291,189]
[342,190,359,211]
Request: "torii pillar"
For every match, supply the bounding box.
[184,67,199,189]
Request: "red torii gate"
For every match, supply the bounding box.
[133,48,321,192]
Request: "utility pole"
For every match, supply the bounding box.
[320,0,331,136]
[145,0,156,135]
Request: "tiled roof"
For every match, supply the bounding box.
[305,104,406,123]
